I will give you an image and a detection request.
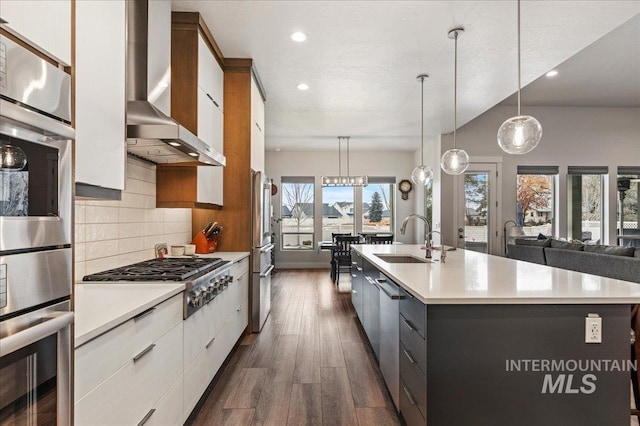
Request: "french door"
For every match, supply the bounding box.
[456,163,501,255]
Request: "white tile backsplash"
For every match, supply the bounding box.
[74,158,192,281]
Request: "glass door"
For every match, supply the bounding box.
[457,164,499,254]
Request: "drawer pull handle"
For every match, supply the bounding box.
[137,408,155,426]
[351,261,358,266]
[352,290,357,294]
[403,348,416,364]
[133,344,155,362]
[402,318,415,332]
[356,267,363,272]
[403,385,416,406]
[212,100,220,108]
[133,307,156,322]
[206,336,216,349]
[351,274,357,278]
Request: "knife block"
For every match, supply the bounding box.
[192,232,210,254]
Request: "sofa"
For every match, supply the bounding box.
[506,238,640,284]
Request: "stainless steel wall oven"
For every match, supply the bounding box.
[0,34,74,426]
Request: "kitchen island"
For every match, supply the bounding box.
[351,244,640,426]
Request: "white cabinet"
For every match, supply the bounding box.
[196,33,224,206]
[74,294,183,426]
[251,76,265,173]
[75,0,126,192]
[0,0,71,65]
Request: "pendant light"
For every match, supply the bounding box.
[411,74,434,186]
[0,144,28,171]
[441,28,469,175]
[321,136,368,187]
[497,0,542,154]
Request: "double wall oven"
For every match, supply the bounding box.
[0,35,74,425]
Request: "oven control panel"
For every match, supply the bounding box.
[185,269,233,318]
[0,264,7,308]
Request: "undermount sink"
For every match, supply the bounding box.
[374,254,434,264]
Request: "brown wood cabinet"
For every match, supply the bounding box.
[157,12,225,208]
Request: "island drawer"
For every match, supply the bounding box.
[230,256,249,279]
[400,315,426,375]
[400,342,426,419]
[399,290,426,340]
[400,379,426,426]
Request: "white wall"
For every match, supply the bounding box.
[75,157,192,282]
[266,150,418,268]
[439,106,640,248]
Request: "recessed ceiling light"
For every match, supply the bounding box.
[188,152,198,157]
[545,70,558,77]
[168,142,181,147]
[290,32,308,42]
[297,83,309,91]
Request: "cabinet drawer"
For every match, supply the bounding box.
[75,294,182,400]
[145,375,183,426]
[229,274,248,343]
[400,314,426,375]
[400,342,426,419]
[399,290,426,340]
[400,379,426,426]
[230,257,249,280]
[75,322,183,425]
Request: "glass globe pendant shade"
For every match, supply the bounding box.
[411,165,433,186]
[497,115,542,155]
[1,145,28,171]
[440,148,469,175]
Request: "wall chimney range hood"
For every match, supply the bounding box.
[125,0,225,167]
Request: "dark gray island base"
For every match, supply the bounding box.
[349,245,640,426]
[423,304,629,426]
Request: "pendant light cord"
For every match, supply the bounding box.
[338,137,342,178]
[420,77,424,166]
[517,0,521,116]
[453,31,458,150]
[347,137,350,177]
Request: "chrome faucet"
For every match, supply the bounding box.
[400,214,431,258]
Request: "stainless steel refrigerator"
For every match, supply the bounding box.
[250,171,274,332]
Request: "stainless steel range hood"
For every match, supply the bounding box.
[125,0,225,166]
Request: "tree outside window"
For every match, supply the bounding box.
[281,180,314,250]
[517,174,554,236]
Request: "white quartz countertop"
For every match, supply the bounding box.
[352,244,640,305]
[197,251,249,263]
[74,283,184,348]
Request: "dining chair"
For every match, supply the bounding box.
[330,233,352,281]
[370,234,394,244]
[332,235,361,286]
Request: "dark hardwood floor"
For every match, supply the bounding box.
[190,270,400,426]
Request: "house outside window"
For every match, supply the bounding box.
[321,187,355,241]
[516,166,558,237]
[281,177,314,250]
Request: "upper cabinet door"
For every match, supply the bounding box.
[212,58,224,113]
[197,34,215,98]
[75,0,126,191]
[0,0,71,65]
[250,77,265,173]
[147,0,171,116]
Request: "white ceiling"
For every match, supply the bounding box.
[171,1,640,152]
[501,13,640,108]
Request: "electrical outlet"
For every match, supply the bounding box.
[585,314,602,344]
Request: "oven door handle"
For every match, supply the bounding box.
[260,265,275,278]
[0,311,74,357]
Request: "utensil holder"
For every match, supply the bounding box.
[192,232,209,254]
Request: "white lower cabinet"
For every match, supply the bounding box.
[75,322,183,425]
[145,375,183,426]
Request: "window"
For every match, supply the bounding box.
[321,186,355,241]
[567,167,607,243]
[362,181,394,234]
[281,177,314,250]
[617,166,640,247]
[516,166,558,237]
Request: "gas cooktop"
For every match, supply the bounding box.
[82,257,227,282]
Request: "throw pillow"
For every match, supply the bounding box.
[515,238,551,247]
[550,239,584,251]
[584,245,636,257]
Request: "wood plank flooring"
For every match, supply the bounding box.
[190,270,400,426]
